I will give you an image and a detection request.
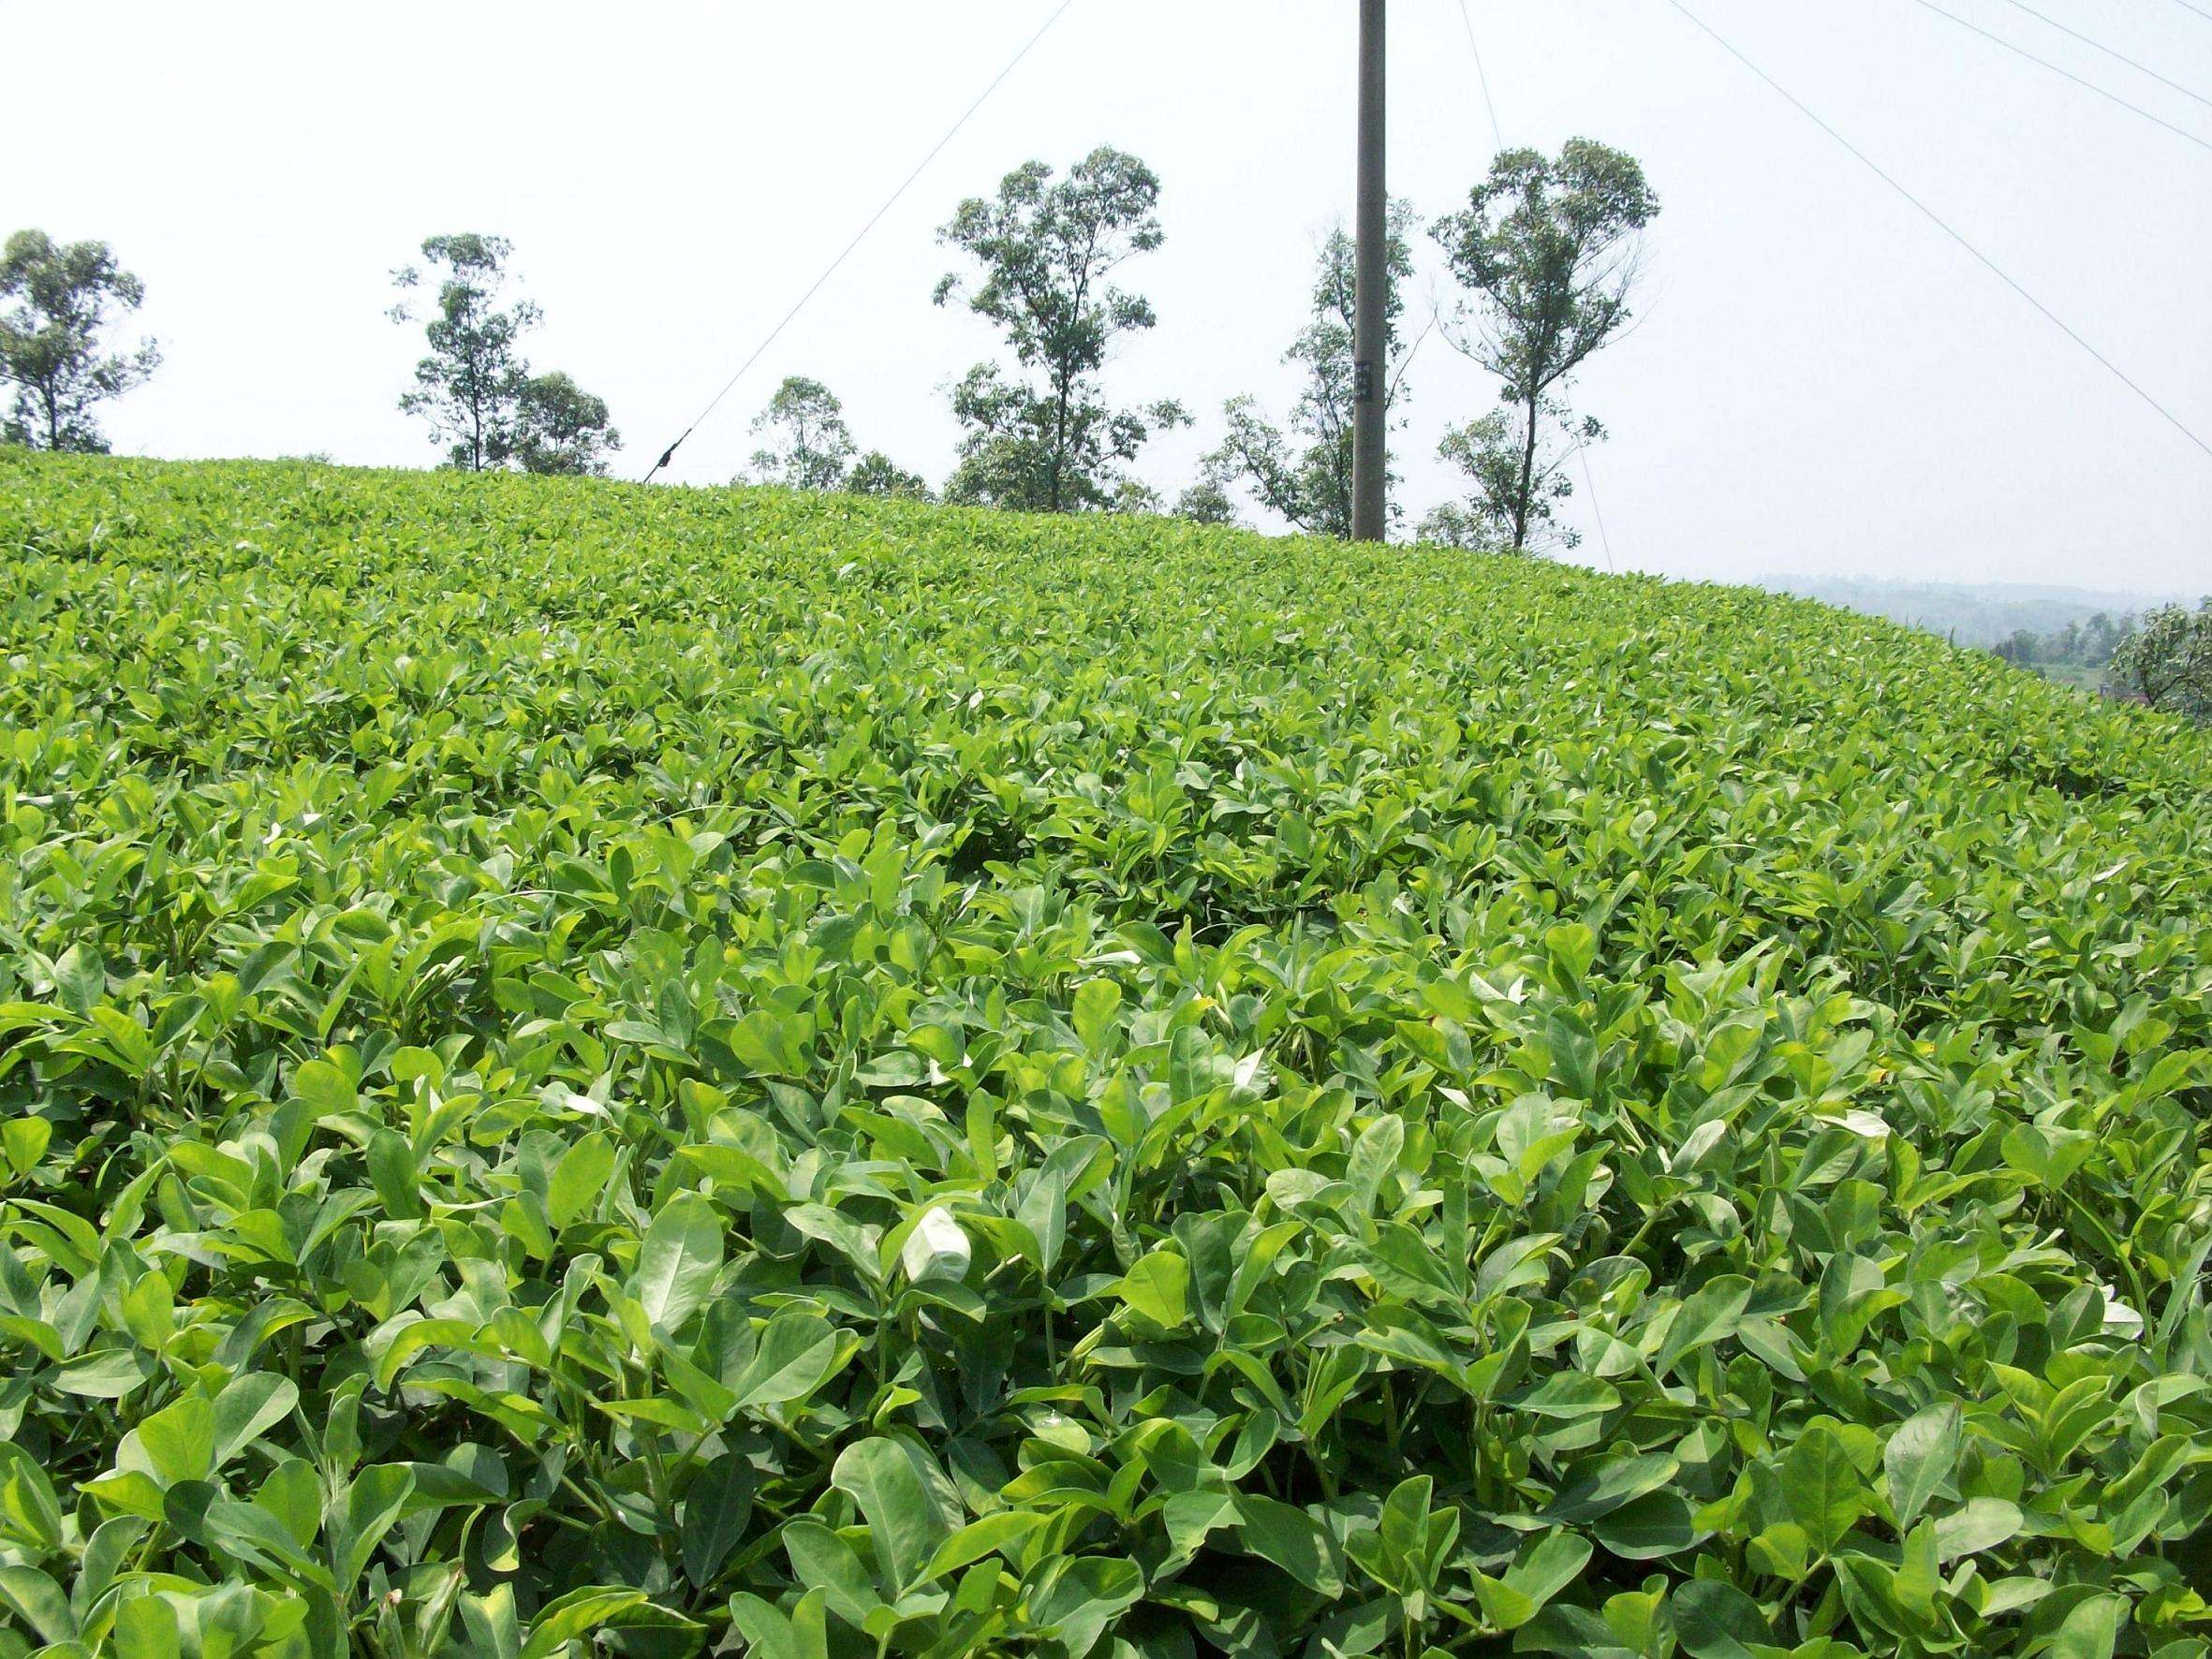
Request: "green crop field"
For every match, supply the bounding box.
[3,452,2210,1659]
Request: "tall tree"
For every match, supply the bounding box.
[934,147,1184,512]
[390,234,617,477]
[1427,140,1659,554]
[391,233,538,472]
[514,372,621,476]
[746,376,856,490]
[0,230,161,452]
[1203,203,1416,537]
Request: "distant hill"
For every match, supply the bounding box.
[1756,576,2182,648]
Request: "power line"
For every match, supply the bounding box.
[2176,0,2212,25]
[1664,0,2212,464]
[1993,0,2212,110]
[1910,0,2212,154]
[1576,448,1616,574]
[1456,0,1505,152]
[640,0,1080,483]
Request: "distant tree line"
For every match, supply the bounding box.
[747,138,1662,554]
[1981,606,2212,724]
[1989,611,2135,672]
[0,229,158,452]
[388,234,620,476]
[4,136,1654,546]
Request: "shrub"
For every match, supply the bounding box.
[1,452,2209,1656]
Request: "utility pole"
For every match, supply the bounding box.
[1350,0,1389,543]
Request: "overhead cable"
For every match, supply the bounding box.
[640,0,1080,482]
[1664,0,2212,463]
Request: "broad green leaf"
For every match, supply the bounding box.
[2047,1593,2126,1659]
[680,1453,754,1591]
[631,1193,723,1332]
[1654,1275,1753,1374]
[1233,1495,1343,1595]
[731,1311,842,1409]
[1932,1497,2023,1561]
[1114,1248,1190,1329]
[830,1436,951,1594]
[1026,1555,1143,1659]
[1072,978,1122,1052]
[1882,1402,1961,1528]
[519,1587,647,1659]
[1784,1424,1868,1554]
[1671,1578,1772,1659]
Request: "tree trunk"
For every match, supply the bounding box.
[1512,389,1541,551]
[1050,373,1071,514]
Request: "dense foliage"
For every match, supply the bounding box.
[2112,601,2212,724]
[0,232,160,455]
[2,453,2210,1659]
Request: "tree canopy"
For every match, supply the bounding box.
[935,147,1182,512]
[391,233,617,475]
[1426,139,1659,553]
[1205,204,1416,538]
[0,229,160,453]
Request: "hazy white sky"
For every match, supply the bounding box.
[6,0,2207,589]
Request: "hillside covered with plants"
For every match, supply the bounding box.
[2,453,2210,1658]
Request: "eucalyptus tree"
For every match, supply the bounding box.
[1205,202,1416,538]
[746,375,856,490]
[391,233,616,474]
[1427,140,1658,553]
[934,146,1183,512]
[0,229,161,451]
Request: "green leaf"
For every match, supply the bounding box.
[335,1464,416,1586]
[1072,978,1122,1052]
[830,1436,951,1595]
[731,1311,842,1409]
[0,1566,75,1645]
[2048,1593,2126,1659]
[1027,1555,1143,1659]
[366,1130,426,1220]
[782,1519,883,1629]
[631,1193,723,1332]
[1932,1497,2023,1561]
[1593,1490,1695,1560]
[1671,1578,1772,1659]
[1654,1274,1752,1374]
[52,944,105,1016]
[1509,1372,1620,1420]
[1114,1248,1190,1329]
[1882,1402,1960,1528]
[726,1590,829,1659]
[135,1394,216,1487]
[1544,1452,1678,1523]
[922,1510,1046,1580]
[1345,1113,1406,1215]
[520,1587,648,1659]
[1233,1495,1343,1595]
[1784,1423,1868,1554]
[1481,1529,1592,1628]
[1,1117,51,1179]
[290,1056,357,1118]
[548,1130,614,1230]
[680,1453,754,1591]
[113,1593,180,1659]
